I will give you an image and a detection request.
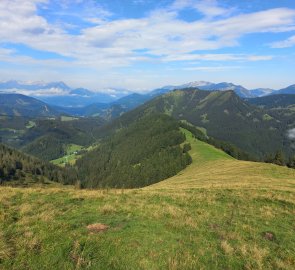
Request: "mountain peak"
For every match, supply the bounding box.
[181,81,212,88]
[274,84,295,95]
[150,81,254,98]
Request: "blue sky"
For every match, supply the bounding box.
[0,0,295,91]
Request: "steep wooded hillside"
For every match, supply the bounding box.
[0,143,77,185]
[0,93,59,117]
[247,94,295,109]
[123,89,294,159]
[76,114,192,188]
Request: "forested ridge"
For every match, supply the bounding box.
[126,89,295,160]
[0,116,106,161]
[1,89,294,189]
[0,93,58,117]
[246,94,295,109]
[179,121,253,161]
[21,117,106,160]
[76,114,192,188]
[0,143,77,185]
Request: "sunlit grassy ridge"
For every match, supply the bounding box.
[1,129,295,269]
[149,129,295,191]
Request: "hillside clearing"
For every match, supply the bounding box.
[148,129,295,191]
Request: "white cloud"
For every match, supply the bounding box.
[271,35,295,48]
[288,128,295,139]
[162,53,273,62]
[172,0,234,18]
[0,87,69,96]
[182,66,242,71]
[0,0,294,87]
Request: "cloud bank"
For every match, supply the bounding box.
[0,0,295,89]
[1,0,294,67]
[287,128,295,140]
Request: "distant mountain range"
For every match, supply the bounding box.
[274,84,295,95]
[149,81,252,97]
[1,87,294,165]
[249,88,275,97]
[124,89,295,159]
[0,80,132,107]
[0,91,148,119]
[0,80,294,114]
[0,80,71,91]
[1,80,294,120]
[0,93,59,117]
[149,81,294,98]
[54,93,151,120]
[247,94,295,109]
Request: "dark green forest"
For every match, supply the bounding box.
[246,94,295,109]
[0,116,105,161]
[1,89,294,189]
[127,89,295,160]
[0,93,58,117]
[179,121,253,161]
[0,143,77,185]
[76,114,192,188]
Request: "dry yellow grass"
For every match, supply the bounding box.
[147,130,295,191]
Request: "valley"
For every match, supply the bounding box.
[1,87,294,183]
[1,84,295,270]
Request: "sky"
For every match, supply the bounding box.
[0,0,295,92]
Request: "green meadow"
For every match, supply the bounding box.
[1,130,294,269]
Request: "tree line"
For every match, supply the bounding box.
[76,114,192,188]
[0,143,77,185]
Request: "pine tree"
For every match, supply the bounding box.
[287,155,295,168]
[273,150,285,166]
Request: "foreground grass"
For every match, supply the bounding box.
[1,131,295,269]
[1,186,294,270]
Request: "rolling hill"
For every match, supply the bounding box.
[76,114,192,188]
[250,88,275,97]
[124,89,294,159]
[149,129,295,190]
[2,88,294,166]
[55,93,151,120]
[72,87,295,188]
[247,94,295,109]
[61,82,294,120]
[274,84,295,95]
[0,115,106,161]
[1,129,294,269]
[0,143,77,185]
[20,117,106,161]
[149,81,254,98]
[0,93,59,117]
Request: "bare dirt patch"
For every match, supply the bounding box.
[262,231,276,241]
[87,223,109,233]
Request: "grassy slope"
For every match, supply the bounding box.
[51,144,99,167]
[149,129,295,191]
[1,130,295,270]
[51,144,83,167]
